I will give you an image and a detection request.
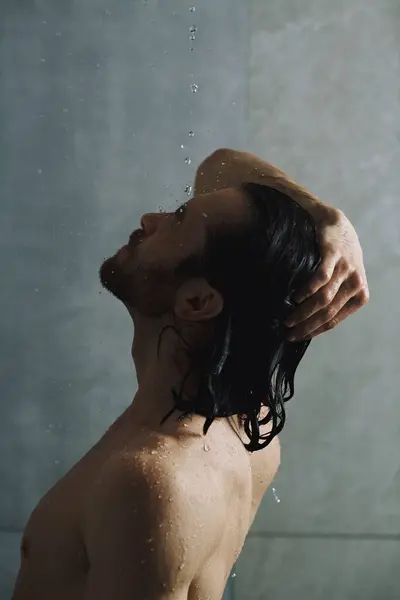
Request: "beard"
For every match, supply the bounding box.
[99,245,178,318]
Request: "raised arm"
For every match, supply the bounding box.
[194,148,369,341]
[194,148,332,222]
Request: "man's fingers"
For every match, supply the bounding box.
[285,258,344,327]
[296,289,369,340]
[286,276,369,341]
[292,252,338,304]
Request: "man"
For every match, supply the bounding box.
[12,149,369,600]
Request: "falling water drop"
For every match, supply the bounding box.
[37,168,42,174]
[231,573,236,578]
[190,83,198,93]
[272,487,281,504]
[189,26,197,33]
[189,6,195,12]
[158,206,165,213]
[189,34,196,41]
[180,144,185,148]
[184,185,192,195]
[189,131,194,137]
[184,157,191,165]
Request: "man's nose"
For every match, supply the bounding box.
[140,213,163,235]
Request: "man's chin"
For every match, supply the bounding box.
[99,256,131,304]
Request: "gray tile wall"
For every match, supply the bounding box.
[235,1,400,598]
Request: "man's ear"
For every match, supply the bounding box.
[174,278,224,322]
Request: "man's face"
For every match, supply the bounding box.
[99,187,249,317]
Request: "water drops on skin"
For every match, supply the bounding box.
[272,487,281,504]
[203,443,211,452]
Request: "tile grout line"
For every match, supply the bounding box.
[247,531,400,541]
[0,525,399,542]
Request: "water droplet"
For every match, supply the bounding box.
[184,157,191,165]
[272,487,281,504]
[189,6,195,12]
[179,563,185,570]
[201,213,208,218]
[203,443,211,452]
[37,168,42,174]
[184,185,192,195]
[41,58,46,63]
[151,450,157,455]
[54,459,60,465]
[189,131,194,137]
[231,573,236,578]
[56,31,62,36]
[63,107,69,113]
[189,34,196,41]
[158,206,165,213]
[189,26,197,33]
[190,83,198,93]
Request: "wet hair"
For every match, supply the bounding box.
[159,182,322,452]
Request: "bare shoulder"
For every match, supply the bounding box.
[81,441,230,599]
[85,437,227,554]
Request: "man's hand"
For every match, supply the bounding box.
[284,209,370,341]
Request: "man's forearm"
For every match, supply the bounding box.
[194,148,338,224]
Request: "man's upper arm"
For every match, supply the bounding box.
[83,455,219,600]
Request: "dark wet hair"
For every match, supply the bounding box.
[159,182,322,452]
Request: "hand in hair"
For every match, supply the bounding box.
[284,209,369,341]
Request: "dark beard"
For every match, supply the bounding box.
[99,254,177,317]
[99,254,136,305]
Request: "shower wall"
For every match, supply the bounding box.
[235,1,400,599]
[0,1,247,598]
[1,0,399,599]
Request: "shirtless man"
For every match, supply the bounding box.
[11,148,369,600]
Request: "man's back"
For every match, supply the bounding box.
[12,407,280,600]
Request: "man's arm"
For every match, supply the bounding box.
[194,148,369,341]
[83,455,221,600]
[194,148,332,222]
